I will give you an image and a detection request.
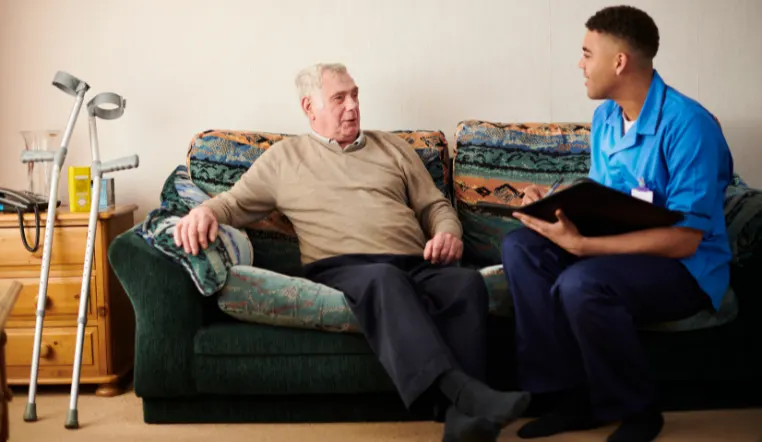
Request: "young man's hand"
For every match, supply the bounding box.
[513,209,586,256]
[424,232,463,265]
[521,185,545,205]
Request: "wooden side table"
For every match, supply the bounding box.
[0,205,137,396]
[0,280,22,442]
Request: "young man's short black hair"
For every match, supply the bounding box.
[585,5,660,60]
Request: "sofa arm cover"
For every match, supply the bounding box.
[109,227,211,398]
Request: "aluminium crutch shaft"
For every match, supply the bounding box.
[24,71,90,423]
[66,92,137,430]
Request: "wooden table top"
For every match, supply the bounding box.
[0,282,21,330]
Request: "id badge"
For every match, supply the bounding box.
[631,178,653,203]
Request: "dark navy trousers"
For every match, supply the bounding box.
[500,228,711,421]
[303,253,489,416]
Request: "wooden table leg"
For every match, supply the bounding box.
[0,331,9,442]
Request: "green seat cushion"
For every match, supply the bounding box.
[194,320,372,356]
[192,323,393,395]
[217,265,516,332]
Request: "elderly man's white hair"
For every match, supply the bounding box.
[295,63,348,110]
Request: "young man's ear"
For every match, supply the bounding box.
[615,52,628,76]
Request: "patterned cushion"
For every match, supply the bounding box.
[218,266,361,333]
[186,129,452,276]
[724,175,762,269]
[454,121,592,267]
[134,166,254,296]
[217,264,514,332]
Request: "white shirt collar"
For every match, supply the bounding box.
[311,130,365,149]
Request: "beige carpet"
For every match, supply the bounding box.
[5,385,762,442]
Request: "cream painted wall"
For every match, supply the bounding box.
[1,0,760,222]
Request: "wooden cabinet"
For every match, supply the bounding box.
[0,205,137,396]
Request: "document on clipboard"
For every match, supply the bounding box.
[473,178,684,237]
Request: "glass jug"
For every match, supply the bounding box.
[21,129,62,200]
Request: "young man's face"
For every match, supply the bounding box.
[578,30,624,100]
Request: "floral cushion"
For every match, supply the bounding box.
[134,166,253,296]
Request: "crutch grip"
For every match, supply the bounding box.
[100,154,139,174]
[20,150,55,163]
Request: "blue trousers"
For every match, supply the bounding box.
[500,228,711,421]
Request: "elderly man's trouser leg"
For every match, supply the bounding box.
[303,253,530,434]
[500,228,711,440]
[303,253,487,410]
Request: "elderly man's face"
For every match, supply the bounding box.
[310,70,360,146]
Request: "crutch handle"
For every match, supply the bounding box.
[20,150,55,163]
[100,154,139,174]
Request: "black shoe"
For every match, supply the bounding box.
[607,407,664,442]
[516,389,605,439]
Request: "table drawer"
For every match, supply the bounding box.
[6,276,95,319]
[5,326,95,368]
[0,225,90,268]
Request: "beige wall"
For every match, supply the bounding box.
[1,0,760,222]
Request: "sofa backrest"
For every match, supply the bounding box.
[184,129,452,275]
[454,120,592,267]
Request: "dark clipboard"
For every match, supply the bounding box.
[474,179,684,237]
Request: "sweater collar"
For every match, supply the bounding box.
[310,130,366,153]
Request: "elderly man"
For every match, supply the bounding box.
[173,63,530,441]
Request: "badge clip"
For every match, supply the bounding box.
[631,177,653,203]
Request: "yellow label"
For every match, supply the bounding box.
[68,166,91,212]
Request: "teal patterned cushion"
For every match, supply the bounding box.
[185,129,453,276]
[454,121,592,268]
[218,264,515,332]
[134,166,254,296]
[724,175,762,269]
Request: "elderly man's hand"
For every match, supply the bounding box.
[173,206,219,256]
[424,232,463,265]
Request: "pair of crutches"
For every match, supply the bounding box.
[20,71,139,429]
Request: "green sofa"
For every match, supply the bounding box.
[108,121,762,424]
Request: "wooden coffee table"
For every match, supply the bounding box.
[0,281,21,442]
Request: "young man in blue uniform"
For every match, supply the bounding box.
[500,5,733,442]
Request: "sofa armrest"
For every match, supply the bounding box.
[108,227,215,398]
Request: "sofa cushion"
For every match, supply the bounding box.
[724,176,762,269]
[185,129,452,277]
[217,264,516,332]
[134,165,253,296]
[454,121,592,267]
[218,266,362,333]
[192,322,396,396]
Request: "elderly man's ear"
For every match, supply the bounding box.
[301,97,315,121]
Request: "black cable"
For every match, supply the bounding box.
[18,205,40,252]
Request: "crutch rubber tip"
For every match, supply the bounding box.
[23,403,37,422]
[65,410,78,429]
